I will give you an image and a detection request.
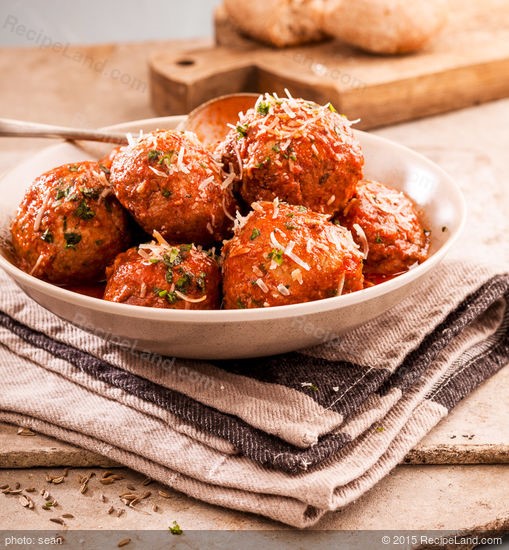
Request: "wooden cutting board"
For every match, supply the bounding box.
[149,0,509,129]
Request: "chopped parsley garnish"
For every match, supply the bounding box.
[255,156,271,168]
[163,248,182,267]
[64,232,81,249]
[236,123,249,138]
[68,164,80,172]
[285,222,296,231]
[375,234,383,244]
[327,102,337,113]
[75,200,95,220]
[81,187,101,200]
[148,150,162,162]
[175,272,192,291]
[257,101,270,115]
[297,206,307,212]
[375,426,385,433]
[154,287,178,304]
[161,189,172,198]
[159,151,175,168]
[179,244,192,253]
[40,229,53,243]
[289,152,297,161]
[55,188,66,200]
[169,521,183,535]
[95,239,104,246]
[166,291,178,304]
[250,228,261,240]
[236,298,246,309]
[271,143,281,153]
[165,268,173,283]
[268,249,283,265]
[196,272,207,290]
[286,212,294,218]
[150,258,161,264]
[98,163,110,175]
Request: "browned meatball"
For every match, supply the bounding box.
[104,235,221,310]
[11,161,131,284]
[217,94,364,215]
[222,200,364,309]
[338,179,430,280]
[110,130,237,246]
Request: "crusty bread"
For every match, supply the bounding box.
[319,0,448,54]
[223,0,327,48]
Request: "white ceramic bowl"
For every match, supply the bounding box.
[0,116,465,359]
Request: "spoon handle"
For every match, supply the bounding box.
[0,118,128,145]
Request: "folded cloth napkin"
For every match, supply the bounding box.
[1,256,508,528]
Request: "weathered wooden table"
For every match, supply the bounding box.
[0,41,507,542]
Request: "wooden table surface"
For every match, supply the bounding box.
[0,41,508,541]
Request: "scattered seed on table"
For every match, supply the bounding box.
[17,427,36,436]
[99,478,114,485]
[49,517,65,525]
[126,484,136,491]
[62,513,74,519]
[51,476,65,485]
[19,495,34,509]
[158,490,171,499]
[107,506,115,515]
[117,537,131,547]
[117,509,125,517]
[142,477,152,486]
[25,487,36,493]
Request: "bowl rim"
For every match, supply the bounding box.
[0,115,466,324]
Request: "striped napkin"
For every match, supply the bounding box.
[0,258,508,527]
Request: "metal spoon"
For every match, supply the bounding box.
[0,92,260,150]
[0,118,128,144]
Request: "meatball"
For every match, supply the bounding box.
[11,161,131,284]
[110,130,237,246]
[337,179,430,279]
[104,234,221,310]
[222,200,364,309]
[217,93,364,215]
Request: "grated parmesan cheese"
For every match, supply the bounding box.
[149,165,167,178]
[277,284,290,296]
[284,241,311,271]
[291,268,303,285]
[352,223,369,259]
[255,278,269,293]
[174,290,207,303]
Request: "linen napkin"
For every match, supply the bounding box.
[0,257,508,528]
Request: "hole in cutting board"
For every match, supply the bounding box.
[176,58,196,67]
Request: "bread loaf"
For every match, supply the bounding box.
[319,0,448,54]
[223,0,326,48]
